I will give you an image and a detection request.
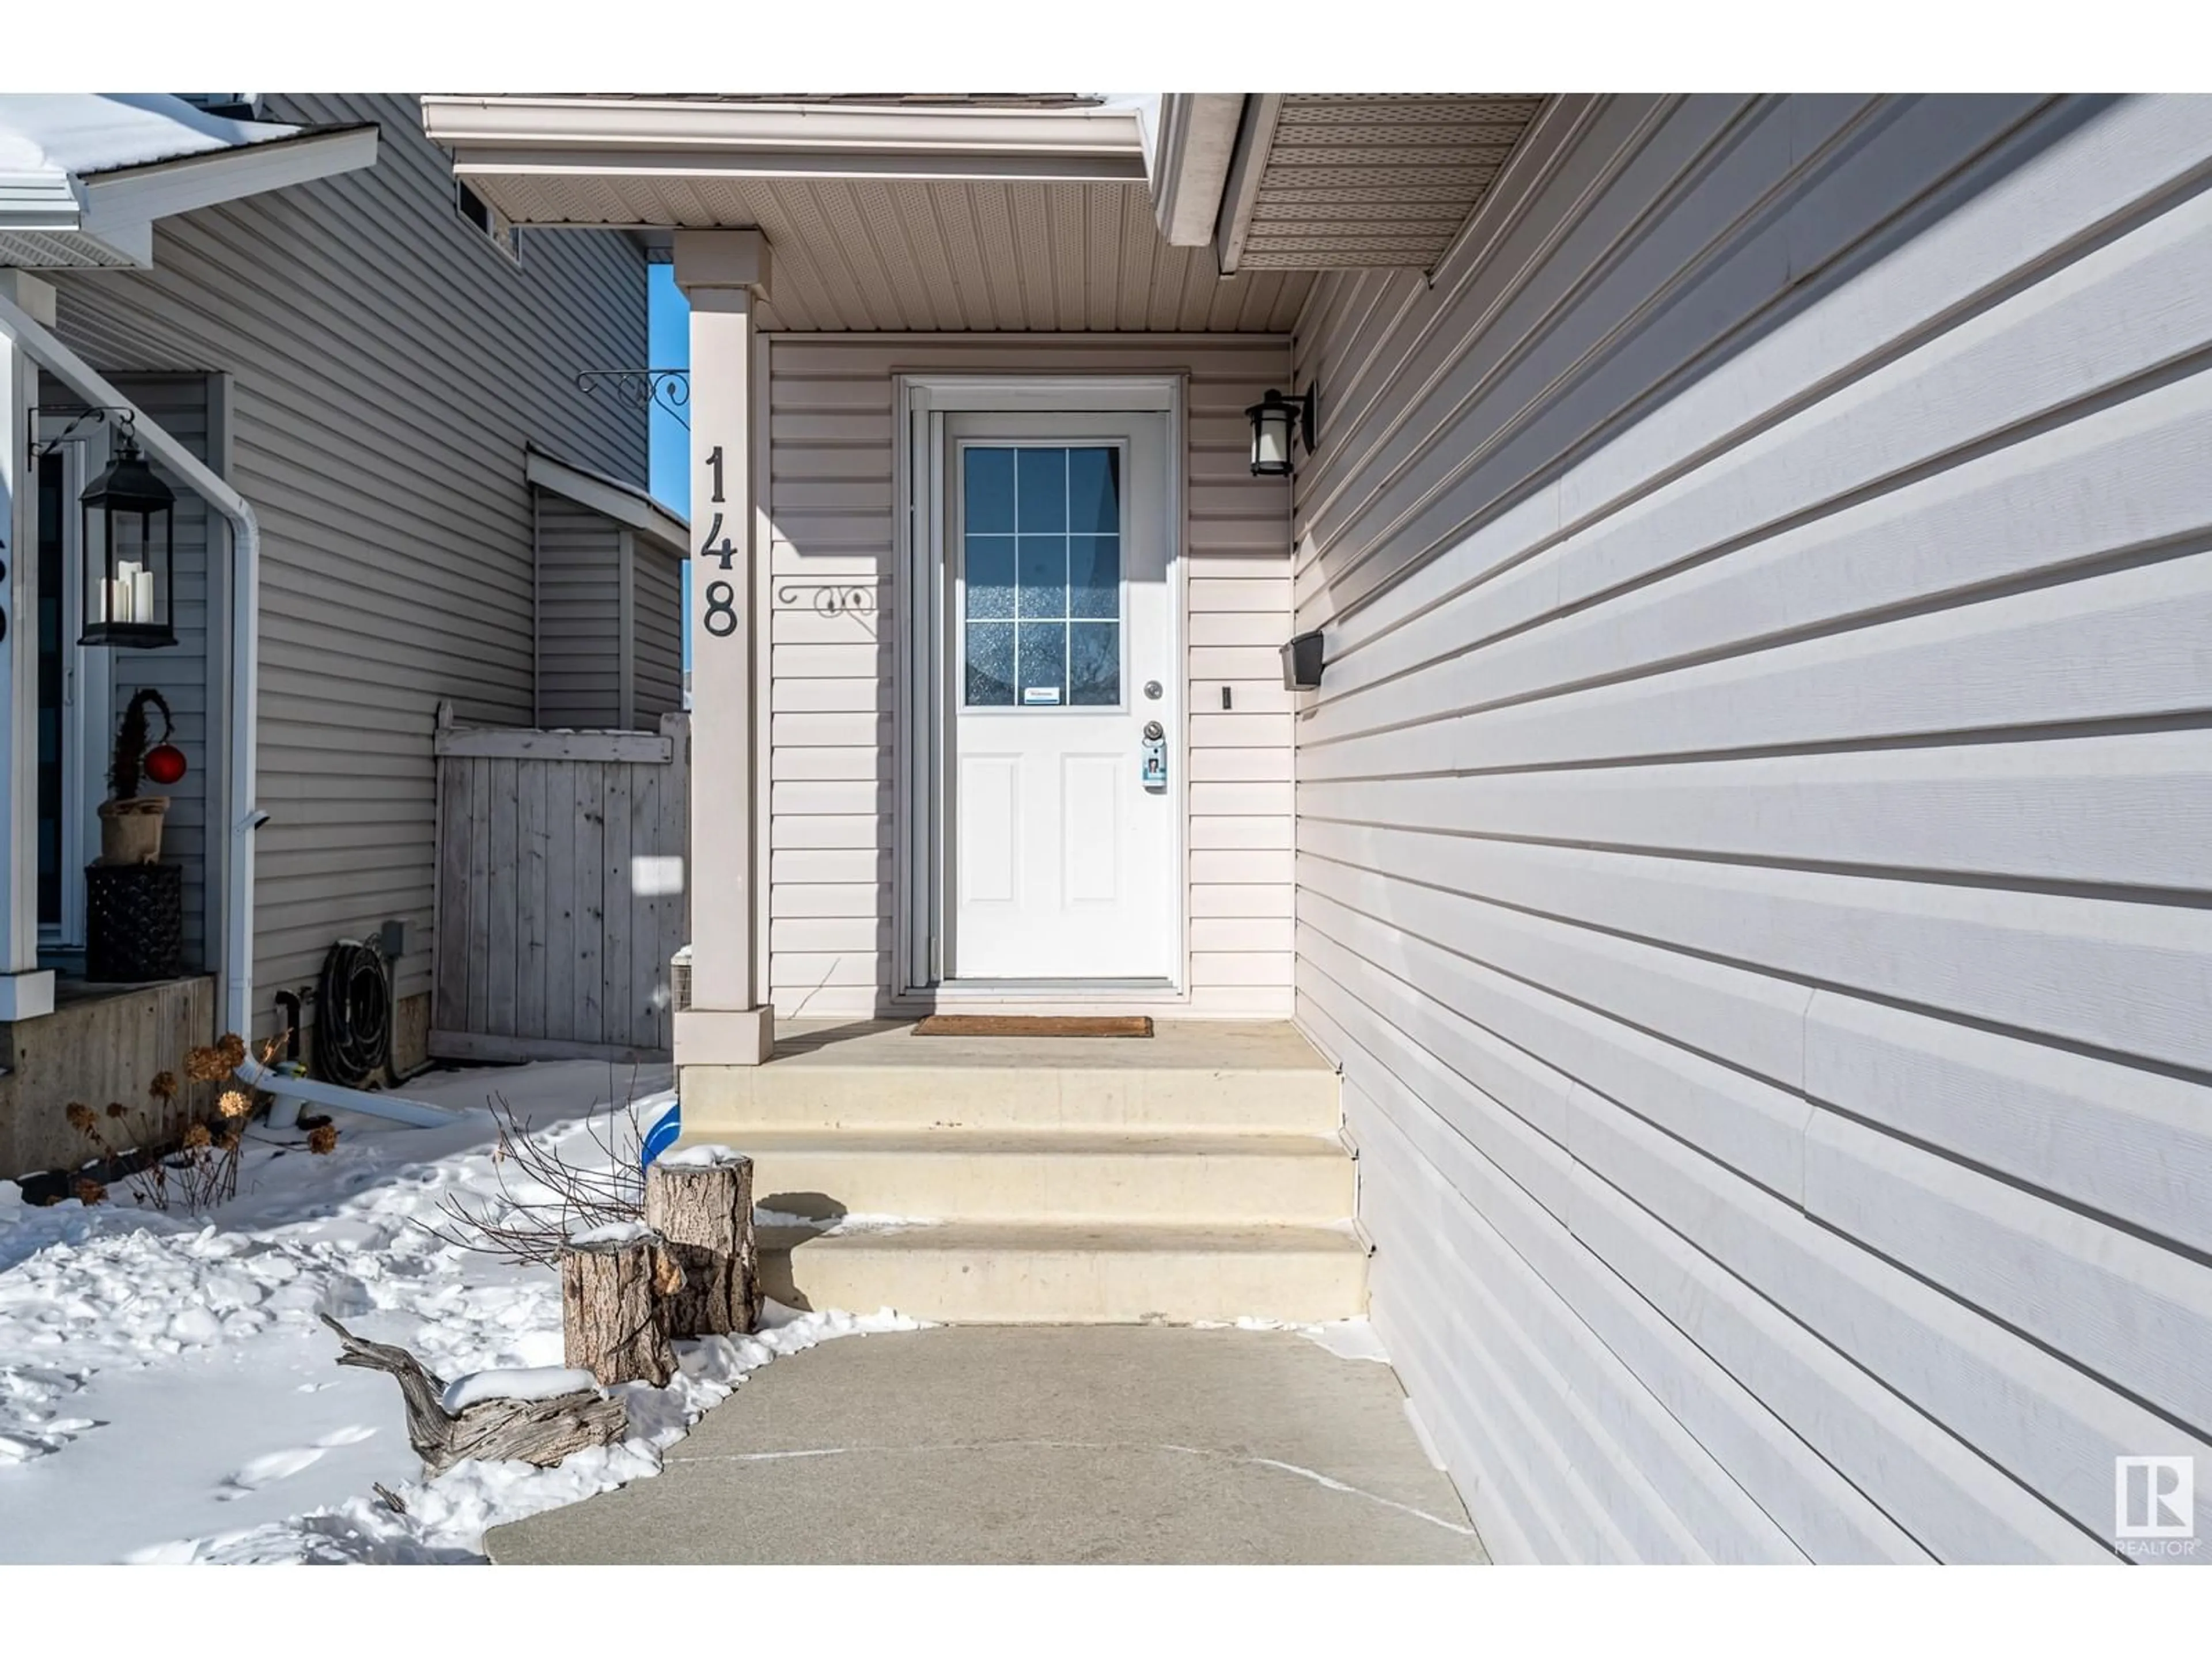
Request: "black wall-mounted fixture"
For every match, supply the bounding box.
[1282,629,1326,691]
[32,406,180,649]
[79,430,178,649]
[1247,384,1319,477]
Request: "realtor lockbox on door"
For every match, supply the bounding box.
[1141,721,1168,791]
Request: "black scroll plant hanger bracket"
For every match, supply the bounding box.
[7,406,145,646]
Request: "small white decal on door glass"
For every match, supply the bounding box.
[1023,686,1062,705]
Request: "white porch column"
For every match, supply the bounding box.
[671,231,774,1066]
[0,272,55,1021]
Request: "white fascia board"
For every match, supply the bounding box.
[423,96,1145,183]
[1213,93,1282,276]
[454,146,1146,184]
[526,446,689,555]
[1150,94,1245,246]
[77,124,379,244]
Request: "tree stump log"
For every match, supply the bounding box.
[645,1148,760,1337]
[560,1225,680,1387]
[319,1314,626,1478]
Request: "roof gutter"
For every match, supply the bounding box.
[1213,94,1284,276]
[1149,94,1246,247]
[0,288,453,1128]
[76,123,380,244]
[421,96,1147,185]
[0,124,380,270]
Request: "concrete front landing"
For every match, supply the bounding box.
[485,1326,1485,1565]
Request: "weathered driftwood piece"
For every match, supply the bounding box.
[645,1149,760,1337]
[561,1224,680,1387]
[319,1313,626,1478]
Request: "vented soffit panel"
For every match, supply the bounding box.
[1217,93,1550,272]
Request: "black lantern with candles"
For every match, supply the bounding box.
[78,427,177,649]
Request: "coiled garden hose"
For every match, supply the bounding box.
[315,937,393,1089]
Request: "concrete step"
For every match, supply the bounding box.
[742,1129,1355,1226]
[757,1220,1370,1325]
[681,1019,1341,1137]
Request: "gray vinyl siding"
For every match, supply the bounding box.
[1290,93,2212,1562]
[533,493,685,730]
[36,373,213,968]
[534,495,623,727]
[46,93,646,1033]
[633,543,683,721]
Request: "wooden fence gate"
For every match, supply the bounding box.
[430,703,689,1063]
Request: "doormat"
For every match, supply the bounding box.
[912,1015,1154,1038]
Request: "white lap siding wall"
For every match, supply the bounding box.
[1289,93,2212,1562]
[762,335,1296,1017]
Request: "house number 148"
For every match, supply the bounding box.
[700,444,738,635]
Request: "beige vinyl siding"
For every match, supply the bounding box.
[533,495,623,727]
[1290,93,2212,1561]
[49,94,646,1033]
[765,334,1294,1016]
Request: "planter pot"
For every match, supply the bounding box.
[85,861,183,982]
[98,796,169,866]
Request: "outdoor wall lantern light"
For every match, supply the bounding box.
[1247,385,1317,477]
[79,422,177,649]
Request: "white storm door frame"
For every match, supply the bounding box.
[897,374,1186,1000]
[34,416,112,951]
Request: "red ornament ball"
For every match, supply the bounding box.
[143,743,187,786]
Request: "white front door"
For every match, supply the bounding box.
[945,412,1176,980]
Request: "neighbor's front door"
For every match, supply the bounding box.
[945,412,1176,980]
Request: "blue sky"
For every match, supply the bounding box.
[648,262,691,660]
[648,261,690,514]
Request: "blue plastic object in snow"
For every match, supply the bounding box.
[640,1100,683,1171]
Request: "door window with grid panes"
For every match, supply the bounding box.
[960,444,1122,710]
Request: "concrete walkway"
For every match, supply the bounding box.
[486,1325,1486,1565]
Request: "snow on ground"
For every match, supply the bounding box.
[0,1060,917,1565]
[1194,1316,1392,1363]
[1248,1316,1392,1363]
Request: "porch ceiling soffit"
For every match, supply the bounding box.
[1214,93,1551,272]
[456,175,1312,334]
[421,96,1311,333]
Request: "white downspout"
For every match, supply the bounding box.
[0,289,454,1128]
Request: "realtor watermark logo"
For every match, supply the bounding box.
[2114,1456,2197,1556]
